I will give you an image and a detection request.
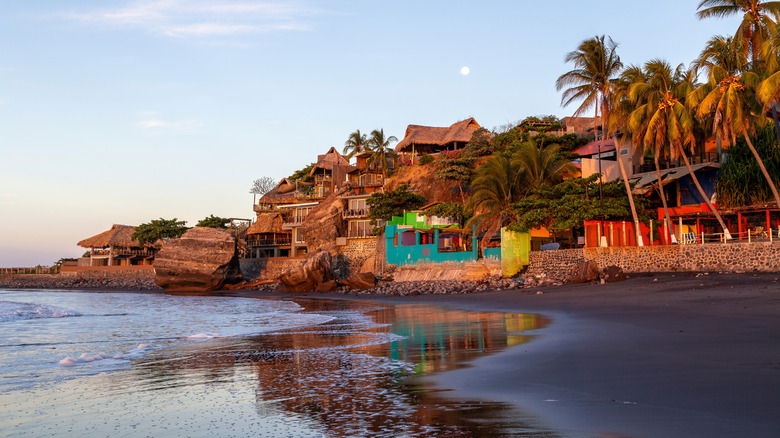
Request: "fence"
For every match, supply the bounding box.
[0,266,60,275]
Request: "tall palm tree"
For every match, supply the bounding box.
[342,129,369,159]
[512,140,576,189]
[556,35,623,140]
[465,156,527,246]
[609,64,651,245]
[697,0,780,63]
[630,59,733,239]
[366,128,398,177]
[691,35,780,210]
[757,21,780,142]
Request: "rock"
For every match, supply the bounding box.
[298,187,350,254]
[315,280,339,292]
[154,227,243,292]
[569,261,600,284]
[359,256,378,276]
[340,272,377,290]
[601,265,626,283]
[279,251,334,292]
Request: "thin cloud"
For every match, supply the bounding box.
[64,0,317,38]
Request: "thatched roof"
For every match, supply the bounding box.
[396,118,482,153]
[310,147,350,175]
[247,213,286,235]
[78,224,141,248]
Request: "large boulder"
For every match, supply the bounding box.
[279,251,334,292]
[154,227,243,291]
[340,272,377,290]
[299,187,349,254]
[569,260,600,284]
[601,265,627,283]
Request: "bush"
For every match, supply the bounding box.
[418,154,434,165]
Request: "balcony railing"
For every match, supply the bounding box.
[348,228,378,239]
[343,208,370,219]
[92,248,156,257]
[633,152,720,175]
[283,215,308,227]
[247,236,292,247]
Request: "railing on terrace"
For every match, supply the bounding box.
[633,152,720,174]
[253,204,277,212]
[1,266,60,275]
[348,228,378,239]
[246,236,292,247]
[343,209,370,219]
[91,248,155,257]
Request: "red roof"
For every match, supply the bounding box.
[571,139,616,157]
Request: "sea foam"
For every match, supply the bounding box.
[0,300,81,323]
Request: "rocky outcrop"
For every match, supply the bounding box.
[569,260,600,284]
[299,187,349,254]
[340,272,376,290]
[154,227,243,291]
[601,265,627,283]
[279,251,334,292]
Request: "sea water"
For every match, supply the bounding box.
[0,289,549,437]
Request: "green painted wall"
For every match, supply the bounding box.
[501,227,530,277]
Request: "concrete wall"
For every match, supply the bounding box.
[527,242,780,279]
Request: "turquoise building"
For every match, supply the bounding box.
[384,212,477,265]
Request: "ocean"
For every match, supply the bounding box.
[0,289,549,437]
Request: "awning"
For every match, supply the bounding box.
[630,163,720,195]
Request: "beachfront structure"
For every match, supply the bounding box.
[384,212,477,265]
[310,147,351,198]
[245,212,291,258]
[341,194,375,240]
[278,201,319,257]
[77,224,155,266]
[395,118,484,162]
[346,151,385,195]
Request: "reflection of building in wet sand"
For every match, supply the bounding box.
[248,301,549,437]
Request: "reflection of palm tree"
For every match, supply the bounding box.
[367,129,398,177]
[343,129,368,159]
[630,60,732,239]
[691,35,780,209]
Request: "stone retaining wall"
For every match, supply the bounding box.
[59,266,156,279]
[240,257,305,280]
[338,238,379,274]
[527,242,780,278]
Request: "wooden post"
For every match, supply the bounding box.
[609,222,614,247]
[597,222,602,247]
[678,217,683,244]
[622,221,626,246]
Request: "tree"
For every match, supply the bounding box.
[462,127,494,157]
[629,59,732,238]
[366,128,398,176]
[343,129,369,159]
[716,124,780,206]
[288,163,315,183]
[508,175,648,235]
[426,202,470,226]
[697,0,780,62]
[366,184,426,225]
[436,154,476,203]
[465,155,527,245]
[196,214,230,229]
[511,140,575,190]
[250,176,276,204]
[132,218,189,246]
[690,35,780,209]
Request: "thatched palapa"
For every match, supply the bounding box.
[247,213,285,235]
[395,118,483,154]
[78,224,141,249]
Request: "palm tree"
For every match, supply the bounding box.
[465,156,527,246]
[630,59,732,239]
[556,35,623,140]
[757,21,780,142]
[512,140,576,189]
[691,35,780,210]
[366,128,398,177]
[697,0,780,63]
[342,129,369,159]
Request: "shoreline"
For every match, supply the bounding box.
[4,272,780,436]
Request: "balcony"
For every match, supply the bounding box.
[343,208,370,219]
[633,152,720,175]
[246,236,292,247]
[253,204,276,212]
[347,228,378,239]
[282,215,308,228]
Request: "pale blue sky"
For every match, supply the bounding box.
[0,1,738,266]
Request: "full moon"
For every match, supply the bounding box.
[460,66,470,76]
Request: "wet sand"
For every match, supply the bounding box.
[238,272,780,437]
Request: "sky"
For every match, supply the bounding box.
[0,0,740,267]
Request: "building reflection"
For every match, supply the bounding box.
[132,299,550,437]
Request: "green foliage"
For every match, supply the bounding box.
[507,175,649,233]
[366,184,427,224]
[196,214,230,229]
[462,127,494,157]
[288,163,315,183]
[82,251,91,258]
[55,257,77,266]
[717,125,780,206]
[426,202,469,225]
[132,218,189,246]
[417,154,435,165]
[436,154,477,202]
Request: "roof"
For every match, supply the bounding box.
[630,163,721,195]
[396,118,483,153]
[571,139,616,157]
[77,224,141,248]
[247,213,285,235]
[310,147,350,175]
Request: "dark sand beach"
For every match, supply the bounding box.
[235,272,780,437]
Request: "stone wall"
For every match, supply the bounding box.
[527,242,780,278]
[59,266,156,279]
[337,238,379,274]
[240,257,306,280]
